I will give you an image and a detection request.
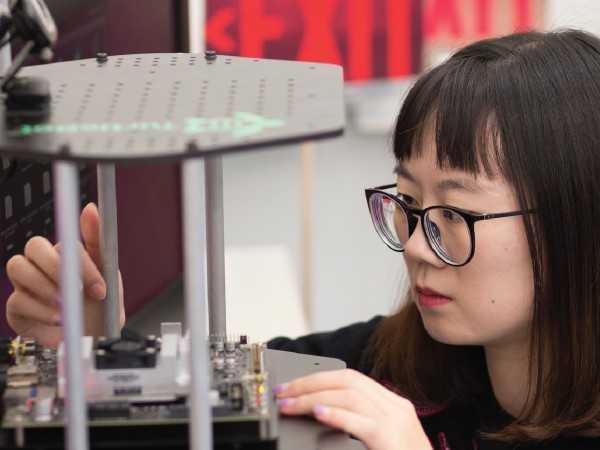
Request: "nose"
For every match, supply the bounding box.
[403,218,446,268]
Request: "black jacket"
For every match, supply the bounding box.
[268,317,600,450]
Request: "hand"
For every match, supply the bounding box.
[5,203,125,348]
[275,369,432,450]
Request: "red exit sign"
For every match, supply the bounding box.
[421,0,545,67]
[205,0,543,82]
[206,0,422,81]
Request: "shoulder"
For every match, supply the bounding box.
[413,400,478,450]
[415,395,600,450]
[267,316,386,372]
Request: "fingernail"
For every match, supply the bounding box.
[52,314,62,326]
[273,383,289,395]
[90,283,105,300]
[313,405,330,417]
[277,398,295,408]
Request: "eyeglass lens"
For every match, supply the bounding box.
[370,193,473,265]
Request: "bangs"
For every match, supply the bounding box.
[393,57,505,179]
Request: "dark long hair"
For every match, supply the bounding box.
[368,30,600,441]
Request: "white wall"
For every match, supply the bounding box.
[546,1,600,35]
[222,84,407,337]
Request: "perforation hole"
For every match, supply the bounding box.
[168,136,177,149]
[147,136,157,149]
[106,137,115,152]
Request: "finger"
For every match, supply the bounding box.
[315,405,432,450]
[79,203,107,300]
[52,240,106,300]
[6,290,62,331]
[118,273,126,327]
[6,291,62,348]
[277,369,410,419]
[78,242,106,300]
[312,405,383,448]
[277,369,391,399]
[278,388,383,419]
[313,405,432,450]
[23,236,61,284]
[5,255,60,307]
[80,202,101,264]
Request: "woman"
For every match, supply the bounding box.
[7,30,600,449]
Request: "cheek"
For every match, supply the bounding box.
[475,220,531,273]
[468,223,534,308]
[452,247,534,344]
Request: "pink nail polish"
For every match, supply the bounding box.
[313,405,330,417]
[277,398,294,408]
[52,314,62,326]
[273,383,289,395]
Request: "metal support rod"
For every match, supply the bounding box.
[53,161,88,450]
[97,163,120,339]
[187,0,206,54]
[182,158,212,450]
[300,141,315,327]
[0,0,11,74]
[205,155,226,337]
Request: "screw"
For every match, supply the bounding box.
[186,140,200,153]
[58,144,71,156]
[204,50,217,61]
[96,53,108,63]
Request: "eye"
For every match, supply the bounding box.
[397,193,418,206]
[442,209,462,221]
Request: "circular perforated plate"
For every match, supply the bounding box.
[0,54,345,162]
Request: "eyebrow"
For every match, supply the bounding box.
[394,164,485,194]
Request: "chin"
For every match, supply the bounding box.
[421,318,478,346]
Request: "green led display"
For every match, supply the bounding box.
[8,112,286,138]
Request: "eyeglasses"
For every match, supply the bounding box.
[365,183,530,267]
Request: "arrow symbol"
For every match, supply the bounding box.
[184,112,285,137]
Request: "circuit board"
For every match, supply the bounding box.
[0,324,277,449]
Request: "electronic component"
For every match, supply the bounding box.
[0,326,277,448]
[94,334,159,370]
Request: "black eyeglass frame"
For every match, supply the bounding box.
[365,183,531,267]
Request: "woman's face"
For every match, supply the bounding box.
[400,135,534,350]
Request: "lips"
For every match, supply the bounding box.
[416,286,453,307]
